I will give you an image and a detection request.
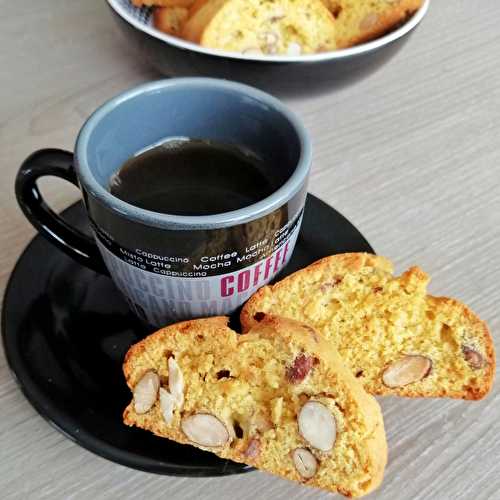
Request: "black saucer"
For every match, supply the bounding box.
[2,195,373,477]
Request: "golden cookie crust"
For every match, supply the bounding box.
[321,0,424,48]
[123,314,387,497]
[241,253,495,400]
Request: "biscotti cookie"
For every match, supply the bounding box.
[132,0,195,7]
[241,253,495,400]
[153,6,190,36]
[123,315,387,497]
[320,0,423,48]
[182,0,337,55]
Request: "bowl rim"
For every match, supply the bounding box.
[107,0,430,63]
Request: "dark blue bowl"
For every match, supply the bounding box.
[107,0,429,97]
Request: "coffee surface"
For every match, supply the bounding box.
[109,138,276,216]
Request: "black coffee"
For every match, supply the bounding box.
[109,138,277,216]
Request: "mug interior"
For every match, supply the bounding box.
[76,78,311,228]
[83,80,301,195]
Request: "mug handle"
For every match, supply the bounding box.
[15,148,109,275]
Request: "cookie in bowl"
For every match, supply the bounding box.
[138,0,424,56]
[182,0,337,55]
[107,0,429,91]
[153,5,190,36]
[132,0,195,6]
[320,0,423,48]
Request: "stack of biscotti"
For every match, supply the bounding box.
[122,253,494,496]
[123,315,387,497]
[241,253,495,399]
[132,0,423,55]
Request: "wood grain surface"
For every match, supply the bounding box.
[1,1,499,499]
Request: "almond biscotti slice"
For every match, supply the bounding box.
[321,0,423,48]
[123,315,387,497]
[241,253,495,400]
[182,0,337,55]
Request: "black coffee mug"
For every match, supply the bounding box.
[16,78,311,326]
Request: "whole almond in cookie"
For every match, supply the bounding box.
[382,355,432,388]
[168,356,184,408]
[298,400,337,451]
[181,413,231,447]
[293,448,318,479]
[462,346,485,370]
[159,387,175,424]
[133,371,160,414]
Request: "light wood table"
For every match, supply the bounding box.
[1,1,499,499]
